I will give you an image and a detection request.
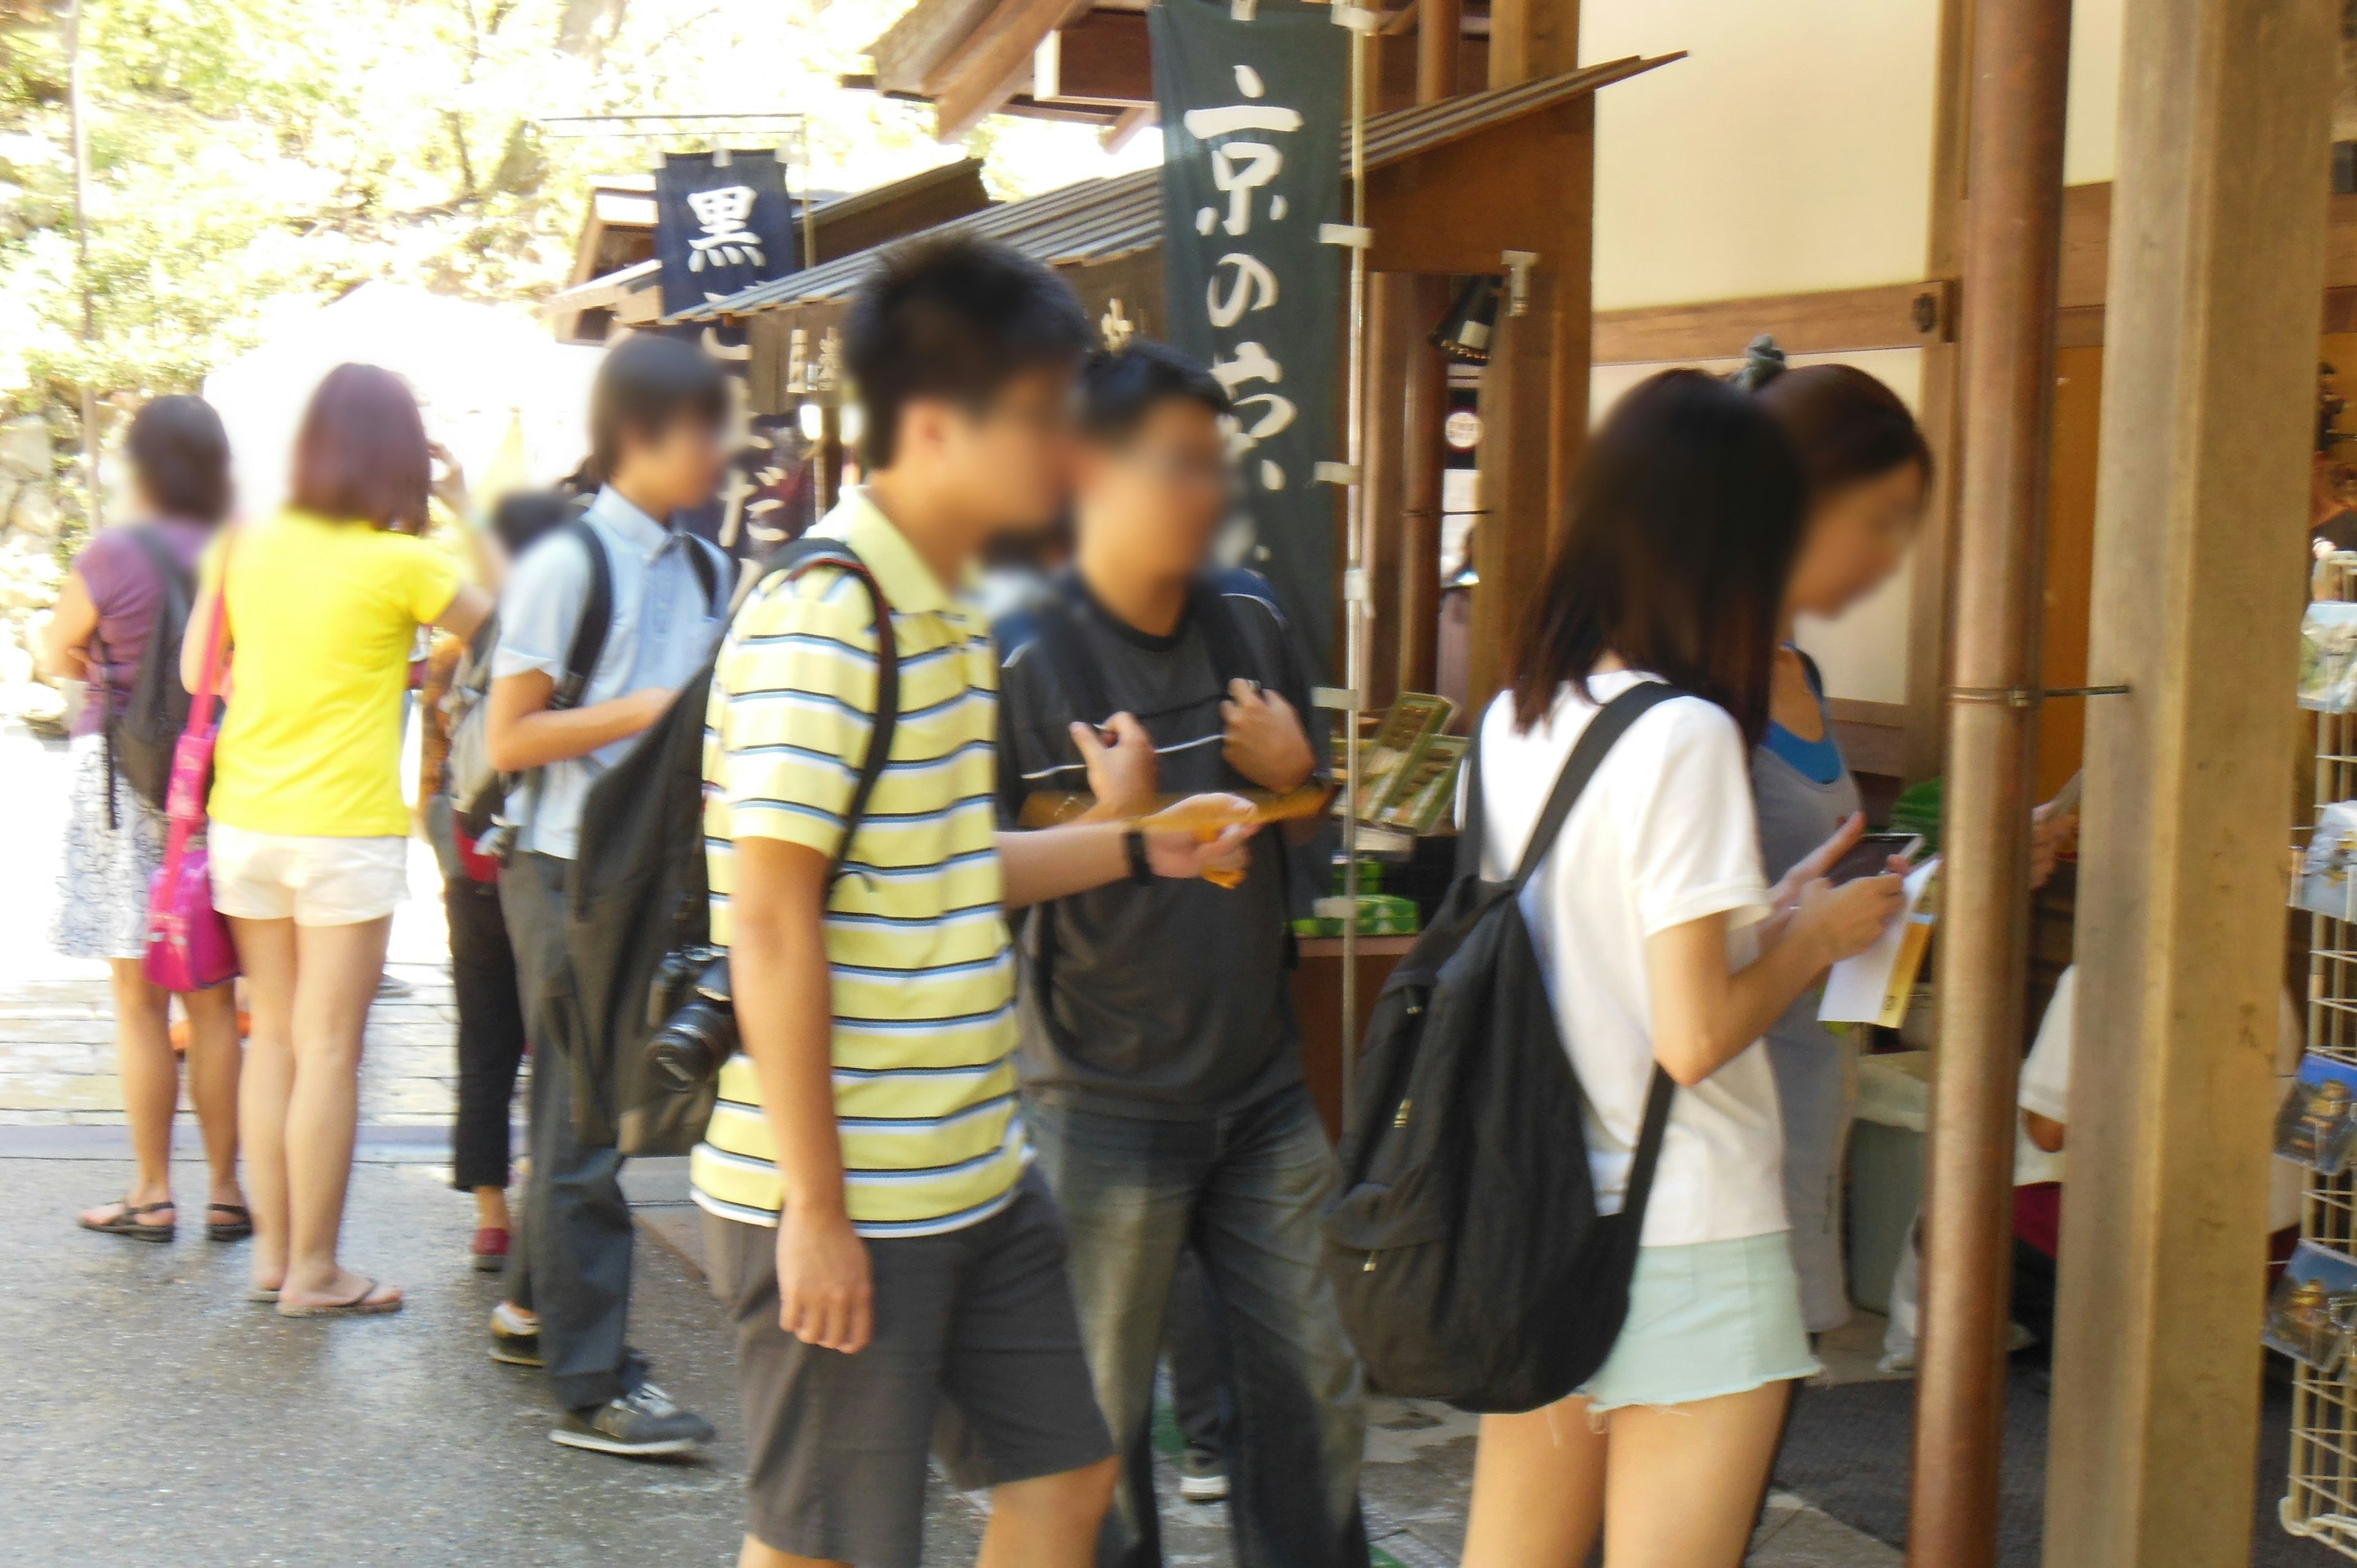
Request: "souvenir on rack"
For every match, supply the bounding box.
[1344,693,1455,822]
[2266,1243,2357,1373]
[2276,1054,2357,1175]
[2296,800,2357,923]
[2299,601,2357,712]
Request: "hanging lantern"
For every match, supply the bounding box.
[1429,276,1501,365]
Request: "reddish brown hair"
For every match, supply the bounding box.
[288,363,431,533]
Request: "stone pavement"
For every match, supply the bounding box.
[4,721,1901,1566]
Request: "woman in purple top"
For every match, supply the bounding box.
[41,395,247,1243]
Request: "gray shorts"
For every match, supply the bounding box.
[704,1171,1113,1567]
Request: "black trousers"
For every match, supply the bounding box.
[502,851,647,1412]
[444,876,527,1194]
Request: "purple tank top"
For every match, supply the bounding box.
[70,519,210,738]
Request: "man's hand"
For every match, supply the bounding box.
[2030,799,2079,890]
[1071,712,1159,817]
[1221,681,1317,792]
[1142,791,1259,880]
[776,1203,873,1354]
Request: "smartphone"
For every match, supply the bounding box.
[1824,832,1922,885]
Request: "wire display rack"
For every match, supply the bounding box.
[2287,555,2357,1556]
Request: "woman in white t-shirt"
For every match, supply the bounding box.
[1459,369,1905,1568]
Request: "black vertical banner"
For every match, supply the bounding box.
[1152,0,1347,670]
[655,151,798,318]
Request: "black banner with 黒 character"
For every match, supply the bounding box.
[655,150,797,318]
[1152,0,1347,669]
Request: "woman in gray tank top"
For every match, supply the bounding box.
[1736,341,1932,1332]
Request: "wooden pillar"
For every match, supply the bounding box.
[1461,88,1593,712]
[1363,274,1415,711]
[1417,0,1462,99]
[1487,0,1574,85]
[2044,0,2336,1562]
[1908,0,2070,1557]
[1398,273,1449,697]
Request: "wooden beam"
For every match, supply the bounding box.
[1040,10,1149,103]
[1592,280,1952,365]
[871,0,1004,95]
[1098,104,1156,153]
[2045,2,2337,1567]
[1364,98,1592,274]
[927,0,1087,139]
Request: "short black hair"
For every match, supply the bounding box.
[126,394,231,526]
[1076,342,1231,444]
[589,332,727,483]
[488,489,572,558]
[843,233,1094,469]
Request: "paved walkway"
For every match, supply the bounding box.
[5,722,1900,1566]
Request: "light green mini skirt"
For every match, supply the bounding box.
[1576,1232,1821,1413]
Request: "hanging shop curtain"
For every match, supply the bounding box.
[1152,0,1347,671]
[655,150,800,318]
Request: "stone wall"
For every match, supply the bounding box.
[0,414,79,733]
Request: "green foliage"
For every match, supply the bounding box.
[0,0,1149,422]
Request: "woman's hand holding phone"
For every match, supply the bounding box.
[1793,873,1908,968]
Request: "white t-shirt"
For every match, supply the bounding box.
[1471,671,1786,1247]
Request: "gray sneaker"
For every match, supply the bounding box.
[551,1385,715,1458]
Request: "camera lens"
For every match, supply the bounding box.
[649,992,738,1092]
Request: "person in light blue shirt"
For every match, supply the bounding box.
[492,480,729,857]
[481,332,732,1459]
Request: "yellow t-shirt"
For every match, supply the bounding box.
[202,511,460,838]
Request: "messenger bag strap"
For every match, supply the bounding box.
[1507,682,1687,895]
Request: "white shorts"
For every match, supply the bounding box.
[207,822,409,927]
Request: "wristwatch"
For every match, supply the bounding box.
[1123,828,1154,885]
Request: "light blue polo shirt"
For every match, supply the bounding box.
[491,486,728,859]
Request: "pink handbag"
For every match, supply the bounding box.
[142,560,238,992]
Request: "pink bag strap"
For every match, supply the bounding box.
[188,539,230,727]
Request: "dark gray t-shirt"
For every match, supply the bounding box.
[995,568,1319,1119]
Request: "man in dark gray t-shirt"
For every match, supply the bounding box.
[996,344,1369,1568]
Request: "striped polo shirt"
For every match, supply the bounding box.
[691,491,1025,1237]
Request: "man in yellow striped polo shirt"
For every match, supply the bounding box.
[695,235,1257,1568]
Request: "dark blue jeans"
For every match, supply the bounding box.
[1028,1080,1369,1568]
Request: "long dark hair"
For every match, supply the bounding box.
[1509,368,1805,744]
[287,363,431,533]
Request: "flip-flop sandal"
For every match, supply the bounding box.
[245,1284,281,1303]
[277,1278,403,1319]
[79,1199,176,1242]
[206,1203,253,1242]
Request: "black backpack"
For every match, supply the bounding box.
[559,536,899,1156]
[459,514,726,841]
[88,528,195,827]
[1322,683,1682,1413]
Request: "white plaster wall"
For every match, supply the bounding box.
[2064,0,2126,186]
[1580,0,1944,311]
[1587,349,1925,708]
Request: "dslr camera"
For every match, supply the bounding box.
[648,946,736,1091]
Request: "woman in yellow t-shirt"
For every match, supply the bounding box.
[182,364,491,1319]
